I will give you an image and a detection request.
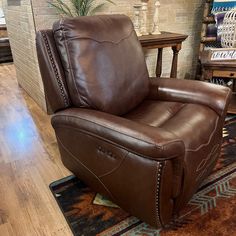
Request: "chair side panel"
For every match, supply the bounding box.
[36,29,71,114]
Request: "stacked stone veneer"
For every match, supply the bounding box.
[2,0,203,112]
[2,0,47,110]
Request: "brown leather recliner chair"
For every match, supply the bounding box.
[36,15,231,228]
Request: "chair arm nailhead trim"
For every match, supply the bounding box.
[155,162,163,227]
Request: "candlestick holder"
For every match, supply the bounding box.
[151,0,161,35]
[133,4,142,37]
[140,0,149,36]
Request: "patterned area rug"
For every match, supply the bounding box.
[50,116,236,236]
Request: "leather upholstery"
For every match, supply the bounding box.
[53,15,149,115]
[52,108,185,160]
[36,15,231,228]
[36,30,71,114]
[149,78,231,116]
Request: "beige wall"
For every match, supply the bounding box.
[2,0,46,110]
[2,0,204,111]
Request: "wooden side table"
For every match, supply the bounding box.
[200,51,236,114]
[139,32,188,78]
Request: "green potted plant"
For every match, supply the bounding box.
[49,0,115,17]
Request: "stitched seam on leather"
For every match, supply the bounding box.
[186,116,220,152]
[41,31,70,107]
[55,125,181,161]
[53,114,184,152]
[195,144,219,182]
[60,23,82,104]
[56,135,117,202]
[155,162,163,227]
[99,151,129,178]
[196,144,219,172]
[66,29,135,44]
[158,103,187,128]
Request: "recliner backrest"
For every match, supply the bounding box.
[52,14,149,115]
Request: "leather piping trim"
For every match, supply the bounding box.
[56,135,117,202]
[186,116,219,152]
[155,162,163,227]
[55,125,182,161]
[63,29,135,45]
[41,31,70,107]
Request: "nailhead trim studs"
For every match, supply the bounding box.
[41,31,70,107]
[155,162,163,227]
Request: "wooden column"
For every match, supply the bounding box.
[170,44,181,78]
[156,48,163,77]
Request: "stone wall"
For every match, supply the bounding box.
[2,0,204,112]
[2,0,46,110]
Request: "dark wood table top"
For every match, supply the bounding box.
[139,32,188,47]
[200,51,236,69]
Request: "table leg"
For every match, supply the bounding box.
[156,48,163,77]
[171,44,181,78]
[201,68,213,81]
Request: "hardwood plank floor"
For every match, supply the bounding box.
[0,64,72,236]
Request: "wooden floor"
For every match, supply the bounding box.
[0,64,72,235]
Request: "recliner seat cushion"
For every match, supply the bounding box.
[125,100,218,151]
[53,14,149,115]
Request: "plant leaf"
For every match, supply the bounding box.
[49,0,116,17]
[89,3,106,15]
[48,0,74,17]
[56,0,74,16]
[83,0,94,16]
[104,0,115,5]
[56,0,73,16]
[49,3,71,16]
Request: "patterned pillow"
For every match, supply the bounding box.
[212,0,236,14]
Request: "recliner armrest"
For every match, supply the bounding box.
[148,78,232,116]
[52,108,185,160]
